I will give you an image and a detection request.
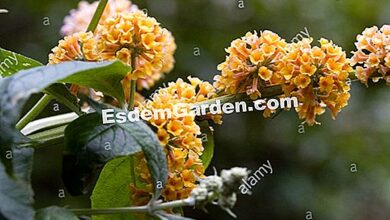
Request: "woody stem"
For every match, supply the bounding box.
[71,197,195,216]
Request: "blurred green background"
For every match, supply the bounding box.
[1,0,390,219]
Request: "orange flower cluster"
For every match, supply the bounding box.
[48,32,100,64]
[214,31,353,125]
[50,10,176,102]
[97,12,170,79]
[137,30,177,90]
[351,25,390,86]
[134,77,218,202]
[277,38,352,125]
[214,31,287,99]
[61,0,139,36]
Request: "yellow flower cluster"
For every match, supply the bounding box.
[60,0,139,36]
[97,11,176,100]
[134,77,218,202]
[277,38,352,125]
[48,32,100,64]
[137,30,177,90]
[50,11,176,102]
[214,31,287,99]
[213,30,353,125]
[351,25,390,86]
[97,12,168,78]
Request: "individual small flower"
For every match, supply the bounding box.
[60,0,139,36]
[214,30,287,99]
[351,25,390,85]
[277,38,353,125]
[133,77,219,202]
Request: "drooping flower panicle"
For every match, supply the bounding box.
[133,77,219,202]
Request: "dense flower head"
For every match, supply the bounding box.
[133,77,219,202]
[51,10,176,103]
[96,11,176,100]
[277,38,352,125]
[214,30,288,99]
[60,0,139,36]
[351,25,390,86]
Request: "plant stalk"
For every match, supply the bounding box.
[15,94,52,130]
[71,198,195,216]
[129,79,136,110]
[87,0,109,32]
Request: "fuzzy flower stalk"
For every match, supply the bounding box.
[71,167,249,219]
[190,167,250,218]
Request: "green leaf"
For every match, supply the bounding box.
[44,84,81,115]
[63,112,164,195]
[35,206,78,220]
[63,113,142,195]
[59,61,129,104]
[0,61,130,173]
[198,121,214,169]
[0,48,42,78]
[0,148,34,220]
[91,157,137,220]
[127,119,168,201]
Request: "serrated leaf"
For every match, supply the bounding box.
[0,147,34,220]
[0,61,130,173]
[91,157,137,220]
[198,121,214,169]
[0,48,42,78]
[35,206,78,220]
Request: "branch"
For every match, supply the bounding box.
[71,198,195,216]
